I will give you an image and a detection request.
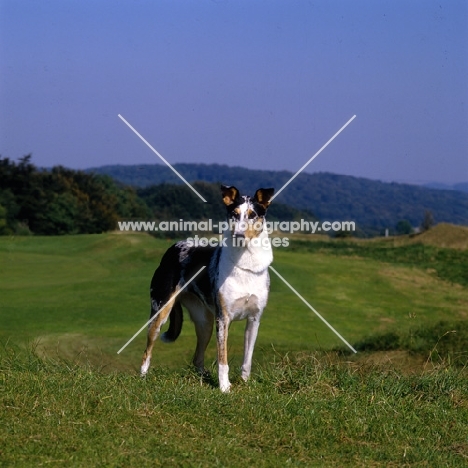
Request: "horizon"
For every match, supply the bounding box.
[6,157,466,189]
[86,160,468,190]
[1,1,467,185]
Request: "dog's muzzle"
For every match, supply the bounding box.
[232,220,248,239]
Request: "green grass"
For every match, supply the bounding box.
[1,232,468,465]
[1,232,467,370]
[1,346,467,467]
[352,320,468,367]
[289,238,468,286]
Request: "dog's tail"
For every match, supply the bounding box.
[160,301,183,343]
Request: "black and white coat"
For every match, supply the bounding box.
[140,185,274,392]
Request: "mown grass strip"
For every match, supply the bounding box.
[289,240,468,286]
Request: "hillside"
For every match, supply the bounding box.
[89,163,468,235]
[0,156,315,236]
[1,231,467,466]
[137,181,317,228]
[403,223,468,250]
[424,181,468,193]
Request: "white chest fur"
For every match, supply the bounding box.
[216,231,272,321]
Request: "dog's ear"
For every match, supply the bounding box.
[221,185,240,206]
[253,188,275,209]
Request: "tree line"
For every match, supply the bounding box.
[91,162,468,235]
[0,157,315,236]
[0,156,148,235]
[1,156,443,237]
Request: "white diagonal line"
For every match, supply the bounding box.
[270,115,356,202]
[268,265,357,353]
[118,114,208,203]
[117,266,206,354]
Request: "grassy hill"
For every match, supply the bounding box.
[406,222,468,250]
[1,230,467,364]
[1,230,467,465]
[89,163,468,235]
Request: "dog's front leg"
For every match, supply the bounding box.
[216,315,231,393]
[241,317,260,381]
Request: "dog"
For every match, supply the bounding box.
[140,185,275,392]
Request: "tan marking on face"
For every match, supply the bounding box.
[244,217,264,239]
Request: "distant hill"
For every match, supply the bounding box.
[89,163,468,236]
[423,182,468,193]
[137,181,317,228]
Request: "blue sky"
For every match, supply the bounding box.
[1,0,467,184]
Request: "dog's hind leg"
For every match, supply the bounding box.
[140,290,179,376]
[141,245,183,376]
[192,309,214,374]
[241,317,260,381]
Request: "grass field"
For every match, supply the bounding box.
[1,228,467,465]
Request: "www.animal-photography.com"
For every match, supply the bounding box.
[1,1,467,466]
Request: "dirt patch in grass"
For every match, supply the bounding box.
[33,333,136,372]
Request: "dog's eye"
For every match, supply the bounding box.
[247,208,257,219]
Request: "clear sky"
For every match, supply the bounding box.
[1,0,467,184]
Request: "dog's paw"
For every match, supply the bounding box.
[198,368,212,379]
[218,364,231,392]
[240,363,252,382]
[220,382,231,393]
[140,366,149,378]
[140,358,151,376]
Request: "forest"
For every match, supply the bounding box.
[0,157,314,236]
[91,162,468,236]
[0,156,147,235]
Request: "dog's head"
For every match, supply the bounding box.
[221,185,274,241]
